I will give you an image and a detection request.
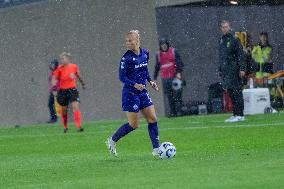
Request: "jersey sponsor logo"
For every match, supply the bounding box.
[134,62,148,69]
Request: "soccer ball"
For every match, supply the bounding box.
[158,142,176,159]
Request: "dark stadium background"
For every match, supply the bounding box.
[156,1,284,107]
[0,0,283,125]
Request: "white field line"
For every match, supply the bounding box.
[0,122,283,139]
[168,122,284,130]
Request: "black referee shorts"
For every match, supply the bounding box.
[57,88,80,106]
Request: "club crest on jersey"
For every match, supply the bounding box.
[133,104,138,110]
[120,62,125,69]
[133,58,136,61]
[227,42,230,47]
[70,73,76,79]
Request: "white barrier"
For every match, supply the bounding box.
[243,88,271,115]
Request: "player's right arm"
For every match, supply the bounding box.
[51,68,60,96]
[51,76,58,96]
[119,56,145,91]
[153,52,160,81]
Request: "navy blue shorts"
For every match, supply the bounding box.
[122,89,153,113]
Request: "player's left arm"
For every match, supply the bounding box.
[235,38,246,77]
[147,68,159,91]
[146,51,159,91]
[76,67,86,89]
[147,69,158,91]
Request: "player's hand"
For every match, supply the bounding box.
[240,71,246,78]
[134,83,145,91]
[176,73,182,80]
[150,81,159,91]
[52,91,57,97]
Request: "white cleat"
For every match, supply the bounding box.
[226,116,245,123]
[225,116,235,123]
[152,148,160,157]
[106,137,118,157]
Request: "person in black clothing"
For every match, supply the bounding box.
[154,38,184,117]
[219,20,246,123]
[242,34,258,87]
[47,59,59,123]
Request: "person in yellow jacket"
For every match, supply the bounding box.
[252,32,273,86]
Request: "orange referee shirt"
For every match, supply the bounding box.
[53,63,79,89]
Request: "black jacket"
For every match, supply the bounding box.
[154,48,184,80]
[219,33,245,89]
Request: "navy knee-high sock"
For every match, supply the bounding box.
[148,122,160,149]
[112,123,135,142]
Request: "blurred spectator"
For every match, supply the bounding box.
[47,59,59,123]
[219,20,245,123]
[252,32,273,87]
[154,38,184,117]
[242,34,258,88]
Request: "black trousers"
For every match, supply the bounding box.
[227,88,244,116]
[162,79,183,117]
[48,93,57,121]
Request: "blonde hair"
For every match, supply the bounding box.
[59,52,72,60]
[127,30,141,48]
[128,30,140,40]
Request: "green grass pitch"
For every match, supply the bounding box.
[0,113,284,189]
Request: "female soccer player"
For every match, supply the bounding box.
[52,52,85,133]
[106,30,160,157]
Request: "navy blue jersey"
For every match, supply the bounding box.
[119,48,152,93]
